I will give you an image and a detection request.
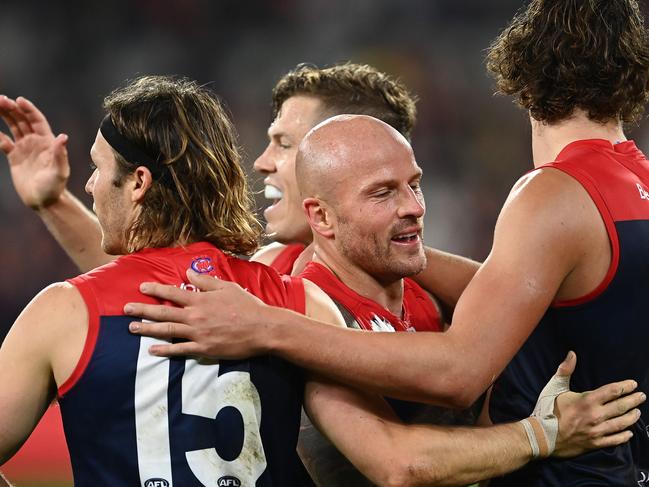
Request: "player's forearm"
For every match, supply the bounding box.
[402,421,531,486]
[267,307,479,407]
[414,247,480,310]
[36,189,114,272]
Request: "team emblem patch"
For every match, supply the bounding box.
[191,256,214,274]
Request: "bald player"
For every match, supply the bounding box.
[293,114,443,484]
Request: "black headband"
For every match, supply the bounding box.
[99,115,167,180]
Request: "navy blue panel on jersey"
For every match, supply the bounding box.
[490,220,649,486]
[60,315,312,486]
[60,243,314,486]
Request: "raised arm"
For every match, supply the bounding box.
[0,95,113,272]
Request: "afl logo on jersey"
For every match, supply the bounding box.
[217,476,241,487]
[191,256,214,274]
[144,479,169,487]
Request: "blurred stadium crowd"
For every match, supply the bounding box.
[1,0,648,342]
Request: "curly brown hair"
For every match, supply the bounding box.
[271,62,417,140]
[486,0,649,124]
[105,75,262,255]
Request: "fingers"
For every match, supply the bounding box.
[555,350,576,377]
[53,133,71,177]
[124,301,188,323]
[5,100,32,139]
[0,131,14,155]
[593,406,642,437]
[586,379,639,407]
[128,320,195,341]
[0,97,25,140]
[588,429,634,449]
[148,341,203,358]
[137,281,195,306]
[15,97,52,136]
[598,389,646,422]
[186,268,225,290]
[54,133,68,148]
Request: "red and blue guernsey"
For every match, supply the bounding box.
[300,262,442,333]
[490,140,649,486]
[297,262,448,486]
[58,242,313,487]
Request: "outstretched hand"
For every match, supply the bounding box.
[0,95,70,209]
[539,351,645,458]
[125,269,274,359]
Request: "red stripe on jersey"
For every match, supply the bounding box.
[58,276,101,397]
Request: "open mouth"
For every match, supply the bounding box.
[391,231,420,244]
[264,184,283,203]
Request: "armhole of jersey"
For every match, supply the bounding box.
[58,277,101,397]
[544,164,620,307]
[404,278,443,331]
[282,275,306,314]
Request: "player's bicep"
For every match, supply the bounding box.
[0,288,59,463]
[449,171,585,386]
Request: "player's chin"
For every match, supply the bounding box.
[390,251,426,276]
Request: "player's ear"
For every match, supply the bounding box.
[131,166,154,203]
[303,197,334,238]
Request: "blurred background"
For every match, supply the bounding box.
[1,0,649,484]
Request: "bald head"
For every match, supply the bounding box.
[296,114,414,200]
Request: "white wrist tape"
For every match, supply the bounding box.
[521,371,571,458]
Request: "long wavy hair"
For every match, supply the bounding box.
[105,75,261,255]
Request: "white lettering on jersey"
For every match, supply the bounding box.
[135,336,173,485]
[637,183,649,201]
[182,361,266,484]
[134,340,267,486]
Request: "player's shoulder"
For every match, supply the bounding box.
[11,282,86,348]
[511,166,583,200]
[302,278,346,327]
[504,167,594,225]
[29,281,83,311]
[250,241,289,266]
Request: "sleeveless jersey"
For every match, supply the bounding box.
[59,242,312,487]
[298,262,453,486]
[269,243,305,275]
[489,139,649,486]
[301,262,442,333]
